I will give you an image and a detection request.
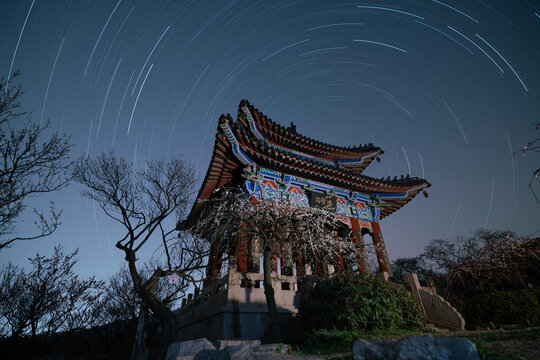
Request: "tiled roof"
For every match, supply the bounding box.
[182,101,430,227]
[237,100,383,173]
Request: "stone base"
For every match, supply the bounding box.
[176,302,304,343]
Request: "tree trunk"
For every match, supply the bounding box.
[263,245,282,343]
[122,248,180,360]
[160,316,180,360]
[131,304,149,360]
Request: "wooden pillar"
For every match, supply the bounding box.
[350,217,370,274]
[335,230,345,271]
[237,224,248,273]
[247,237,260,273]
[295,256,305,277]
[207,239,222,282]
[337,253,345,271]
[370,221,392,276]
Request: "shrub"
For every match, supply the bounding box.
[300,272,424,333]
[449,288,540,328]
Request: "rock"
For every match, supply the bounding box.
[398,336,480,360]
[216,339,262,350]
[251,344,288,356]
[353,339,400,360]
[226,345,251,360]
[353,336,480,360]
[424,327,440,333]
[194,349,230,360]
[166,338,217,360]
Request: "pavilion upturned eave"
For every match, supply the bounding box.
[237,100,383,172]
[231,117,429,195]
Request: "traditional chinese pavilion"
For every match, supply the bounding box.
[177,100,430,341]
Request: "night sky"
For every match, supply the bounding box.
[1,0,539,280]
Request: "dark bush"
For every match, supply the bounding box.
[449,288,540,329]
[300,272,424,332]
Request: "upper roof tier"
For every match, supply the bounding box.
[237,100,382,173]
[183,101,430,227]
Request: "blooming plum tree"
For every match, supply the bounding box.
[191,189,355,342]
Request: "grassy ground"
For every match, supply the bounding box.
[290,327,540,360]
[455,327,540,360]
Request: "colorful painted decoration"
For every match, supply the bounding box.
[261,180,281,200]
[336,197,351,216]
[354,202,373,222]
[219,119,253,166]
[287,186,309,207]
[243,167,381,224]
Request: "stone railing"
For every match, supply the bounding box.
[176,268,300,327]
[403,273,465,330]
[177,274,230,323]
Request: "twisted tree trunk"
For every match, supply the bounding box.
[123,247,180,360]
[131,304,149,360]
[263,245,282,343]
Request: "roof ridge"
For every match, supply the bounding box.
[239,99,383,155]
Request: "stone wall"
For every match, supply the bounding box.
[175,268,303,342]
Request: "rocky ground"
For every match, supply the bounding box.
[164,327,540,360]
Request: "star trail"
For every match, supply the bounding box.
[0,0,538,279]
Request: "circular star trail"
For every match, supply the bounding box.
[0,0,538,278]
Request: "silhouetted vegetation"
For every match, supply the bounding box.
[0,72,71,250]
[391,229,540,328]
[300,271,424,333]
[74,154,209,359]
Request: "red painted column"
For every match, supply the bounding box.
[237,223,248,272]
[350,217,368,273]
[337,253,345,271]
[204,239,223,286]
[296,256,305,277]
[370,221,391,275]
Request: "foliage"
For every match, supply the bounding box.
[475,341,509,360]
[0,72,71,250]
[404,230,540,327]
[449,288,540,328]
[300,271,424,334]
[390,256,423,283]
[0,246,103,338]
[301,328,360,355]
[420,230,519,277]
[445,234,539,294]
[73,153,207,358]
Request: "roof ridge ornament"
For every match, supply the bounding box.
[241,104,265,141]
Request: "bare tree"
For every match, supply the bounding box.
[102,261,193,325]
[0,246,103,339]
[191,190,354,342]
[73,154,208,359]
[420,229,518,276]
[0,72,71,250]
[515,123,539,203]
[390,256,423,283]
